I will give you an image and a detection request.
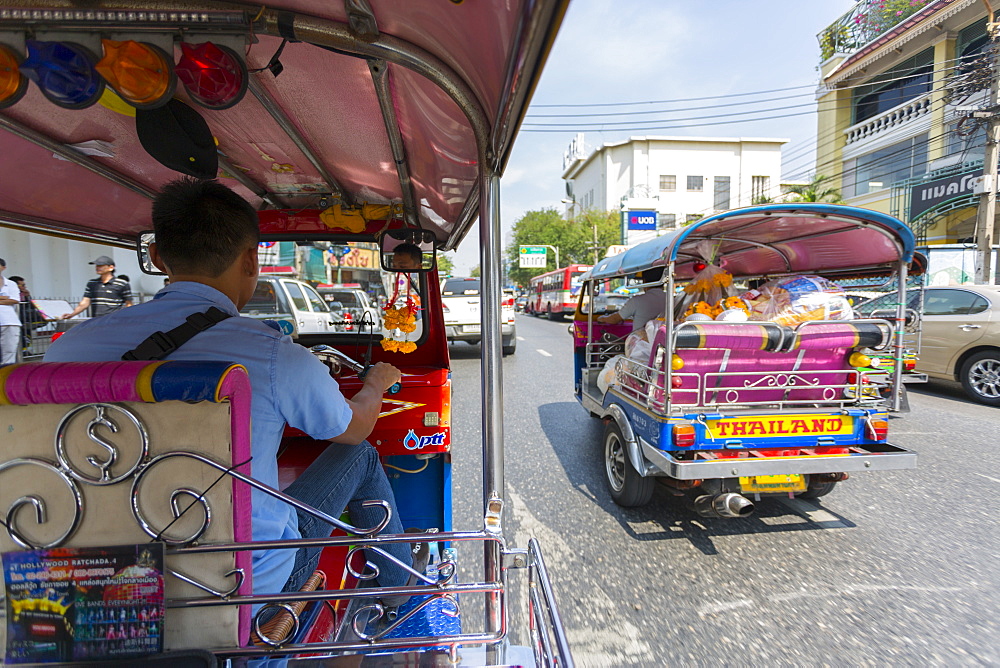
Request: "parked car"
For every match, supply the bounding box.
[240,277,336,338]
[441,277,516,355]
[318,285,381,332]
[859,286,1000,405]
[514,295,528,312]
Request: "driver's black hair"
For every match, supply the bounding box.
[152,177,260,277]
[393,243,423,265]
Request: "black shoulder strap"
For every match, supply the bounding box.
[121,307,232,361]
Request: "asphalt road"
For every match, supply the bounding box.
[447,313,1000,667]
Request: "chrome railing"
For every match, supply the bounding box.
[610,356,882,414]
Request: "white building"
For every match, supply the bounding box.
[0,229,156,301]
[561,135,788,245]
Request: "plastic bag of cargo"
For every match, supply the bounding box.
[625,331,651,363]
[743,275,853,326]
[597,355,622,394]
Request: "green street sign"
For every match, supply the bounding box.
[519,245,547,268]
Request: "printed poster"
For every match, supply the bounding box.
[3,543,165,664]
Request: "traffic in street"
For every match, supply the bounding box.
[449,313,1000,666]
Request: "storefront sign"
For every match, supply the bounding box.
[329,248,378,269]
[909,168,981,219]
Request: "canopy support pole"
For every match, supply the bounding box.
[369,59,419,228]
[479,171,506,654]
[891,258,908,412]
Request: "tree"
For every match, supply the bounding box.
[470,265,480,278]
[786,175,843,203]
[436,253,455,276]
[505,207,620,287]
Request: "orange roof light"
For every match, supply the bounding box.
[95,39,175,109]
[0,44,27,109]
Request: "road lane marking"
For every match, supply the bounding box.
[778,497,848,528]
[516,336,525,341]
[536,349,552,357]
[509,490,652,665]
[974,472,1000,485]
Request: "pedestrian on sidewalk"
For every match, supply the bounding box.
[0,258,22,365]
[60,255,133,319]
[7,275,43,350]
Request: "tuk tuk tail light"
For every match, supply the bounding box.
[849,352,871,368]
[671,354,684,371]
[0,45,27,109]
[19,40,104,109]
[671,376,683,389]
[672,423,695,448]
[176,41,248,110]
[904,358,916,371]
[866,418,888,441]
[95,39,175,109]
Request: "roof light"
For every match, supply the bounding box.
[175,41,247,110]
[0,45,27,109]
[19,40,104,109]
[95,39,175,109]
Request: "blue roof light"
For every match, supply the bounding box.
[19,40,104,109]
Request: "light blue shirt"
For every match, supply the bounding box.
[45,282,353,598]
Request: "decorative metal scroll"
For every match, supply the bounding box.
[1,402,391,564]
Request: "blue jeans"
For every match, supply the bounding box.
[280,440,411,592]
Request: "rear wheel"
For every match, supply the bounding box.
[604,421,654,507]
[502,334,516,356]
[798,478,838,499]
[959,351,1000,406]
[546,305,561,321]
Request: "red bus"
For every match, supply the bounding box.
[527,264,592,319]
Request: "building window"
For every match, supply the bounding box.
[947,121,986,162]
[751,176,770,202]
[713,176,731,210]
[845,133,928,197]
[657,213,676,230]
[659,175,676,191]
[684,214,703,225]
[686,175,703,191]
[853,48,932,124]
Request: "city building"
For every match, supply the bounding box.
[561,134,787,246]
[815,0,992,245]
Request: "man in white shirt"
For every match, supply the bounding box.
[0,258,21,365]
[596,266,666,332]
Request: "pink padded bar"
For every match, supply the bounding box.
[3,361,146,405]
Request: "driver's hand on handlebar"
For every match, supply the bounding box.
[364,362,402,393]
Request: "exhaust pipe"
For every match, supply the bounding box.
[694,493,755,518]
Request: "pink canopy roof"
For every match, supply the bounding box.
[0,0,567,248]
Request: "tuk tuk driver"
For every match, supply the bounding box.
[392,243,423,271]
[596,266,666,332]
[45,178,420,605]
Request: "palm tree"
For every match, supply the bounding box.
[786,175,843,203]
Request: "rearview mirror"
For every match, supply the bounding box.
[380,228,436,272]
[136,231,166,276]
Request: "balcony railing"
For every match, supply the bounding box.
[844,92,932,146]
[818,0,940,62]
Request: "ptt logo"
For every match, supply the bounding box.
[402,429,447,450]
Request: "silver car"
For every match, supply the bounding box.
[860,286,1000,405]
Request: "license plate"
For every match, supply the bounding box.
[706,414,853,439]
[463,324,481,333]
[739,474,807,493]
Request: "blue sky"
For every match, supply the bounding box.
[448,0,857,275]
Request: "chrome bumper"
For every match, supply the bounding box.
[641,440,917,480]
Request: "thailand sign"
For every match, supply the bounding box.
[627,210,657,231]
[519,245,547,268]
[909,168,981,219]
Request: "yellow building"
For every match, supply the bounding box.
[816,0,991,244]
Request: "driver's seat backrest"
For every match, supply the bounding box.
[0,361,253,653]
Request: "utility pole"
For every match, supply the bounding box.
[975,11,1000,284]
